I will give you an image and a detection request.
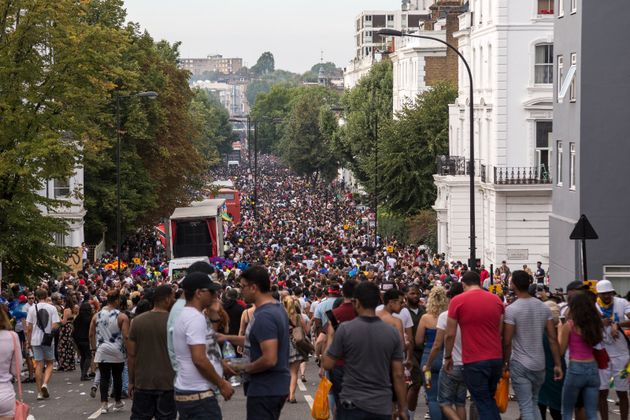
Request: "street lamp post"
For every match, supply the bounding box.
[378,28,477,269]
[114,90,158,275]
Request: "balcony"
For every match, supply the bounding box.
[492,166,552,185]
[436,156,482,176]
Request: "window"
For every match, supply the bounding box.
[569,142,576,190]
[53,232,66,247]
[387,15,394,21]
[603,266,630,293]
[535,44,554,84]
[54,178,70,198]
[556,141,563,186]
[570,53,577,101]
[536,121,553,181]
[558,0,564,16]
[557,55,564,100]
[365,15,372,21]
[538,0,554,14]
[570,0,576,13]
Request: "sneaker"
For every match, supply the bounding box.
[113,401,125,411]
[41,384,49,399]
[37,393,44,401]
[90,386,97,398]
[424,414,431,419]
[100,404,109,414]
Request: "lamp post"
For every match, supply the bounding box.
[114,90,158,275]
[378,28,477,269]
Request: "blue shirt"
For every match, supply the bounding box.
[244,302,290,397]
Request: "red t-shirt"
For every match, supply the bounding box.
[332,302,357,366]
[480,269,490,282]
[448,289,504,364]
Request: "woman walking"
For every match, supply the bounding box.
[558,292,604,420]
[283,295,306,404]
[417,286,449,420]
[0,306,21,419]
[73,302,94,381]
[90,290,129,414]
[58,295,77,372]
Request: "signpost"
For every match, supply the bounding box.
[569,214,598,281]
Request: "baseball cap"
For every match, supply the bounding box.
[187,261,215,275]
[566,280,589,292]
[596,279,615,294]
[18,295,27,303]
[181,272,221,292]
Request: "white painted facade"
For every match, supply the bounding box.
[433,0,555,270]
[390,20,448,114]
[37,164,86,248]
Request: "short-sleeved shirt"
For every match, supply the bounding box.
[375,306,413,330]
[26,303,60,347]
[128,311,175,390]
[167,298,186,371]
[243,302,290,397]
[314,296,340,326]
[448,289,504,364]
[597,296,630,358]
[504,297,552,371]
[437,311,462,366]
[174,306,222,392]
[327,316,404,416]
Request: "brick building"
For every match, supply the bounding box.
[179,55,243,76]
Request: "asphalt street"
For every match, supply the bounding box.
[19,362,621,420]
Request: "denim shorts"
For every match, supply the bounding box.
[438,365,467,407]
[32,345,54,361]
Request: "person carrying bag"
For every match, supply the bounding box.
[11,333,30,420]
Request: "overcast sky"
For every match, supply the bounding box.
[123,0,401,73]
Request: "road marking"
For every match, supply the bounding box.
[304,395,314,410]
[87,403,112,419]
[298,380,307,392]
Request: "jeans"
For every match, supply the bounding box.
[561,361,599,420]
[510,360,546,420]
[438,365,467,407]
[337,403,391,420]
[131,389,176,420]
[76,341,91,378]
[175,390,222,420]
[99,362,124,402]
[421,347,443,420]
[246,395,287,420]
[463,359,503,420]
[330,365,345,417]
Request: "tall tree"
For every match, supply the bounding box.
[251,51,275,76]
[0,0,127,281]
[335,59,393,188]
[378,81,457,214]
[278,87,340,182]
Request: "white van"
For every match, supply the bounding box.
[168,256,211,282]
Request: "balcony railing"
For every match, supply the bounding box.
[492,166,552,185]
[436,156,483,177]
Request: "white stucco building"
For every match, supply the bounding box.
[37,166,86,249]
[433,0,555,270]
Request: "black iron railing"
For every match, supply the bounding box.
[492,166,552,185]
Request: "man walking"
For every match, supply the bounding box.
[322,281,408,420]
[445,271,503,420]
[173,272,234,419]
[226,266,290,420]
[595,279,630,420]
[25,288,60,400]
[503,270,563,420]
[128,284,177,420]
[404,284,426,420]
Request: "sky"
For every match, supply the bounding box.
[123,0,402,74]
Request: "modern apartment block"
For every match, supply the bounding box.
[550,0,630,289]
[344,1,434,89]
[390,1,464,113]
[433,0,554,270]
[180,55,243,76]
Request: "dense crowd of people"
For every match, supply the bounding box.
[0,157,629,420]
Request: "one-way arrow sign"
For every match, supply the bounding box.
[569,214,598,281]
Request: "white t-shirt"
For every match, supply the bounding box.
[26,302,60,346]
[173,306,223,391]
[437,311,463,366]
[375,306,413,330]
[597,296,630,358]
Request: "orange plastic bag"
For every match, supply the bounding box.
[311,376,332,420]
[494,371,510,413]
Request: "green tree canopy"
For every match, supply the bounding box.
[251,51,275,76]
[378,81,457,215]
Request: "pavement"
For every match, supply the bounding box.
[20,362,622,419]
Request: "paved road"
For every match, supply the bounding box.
[20,363,621,419]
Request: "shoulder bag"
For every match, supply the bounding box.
[291,315,314,357]
[35,304,54,346]
[11,332,30,420]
